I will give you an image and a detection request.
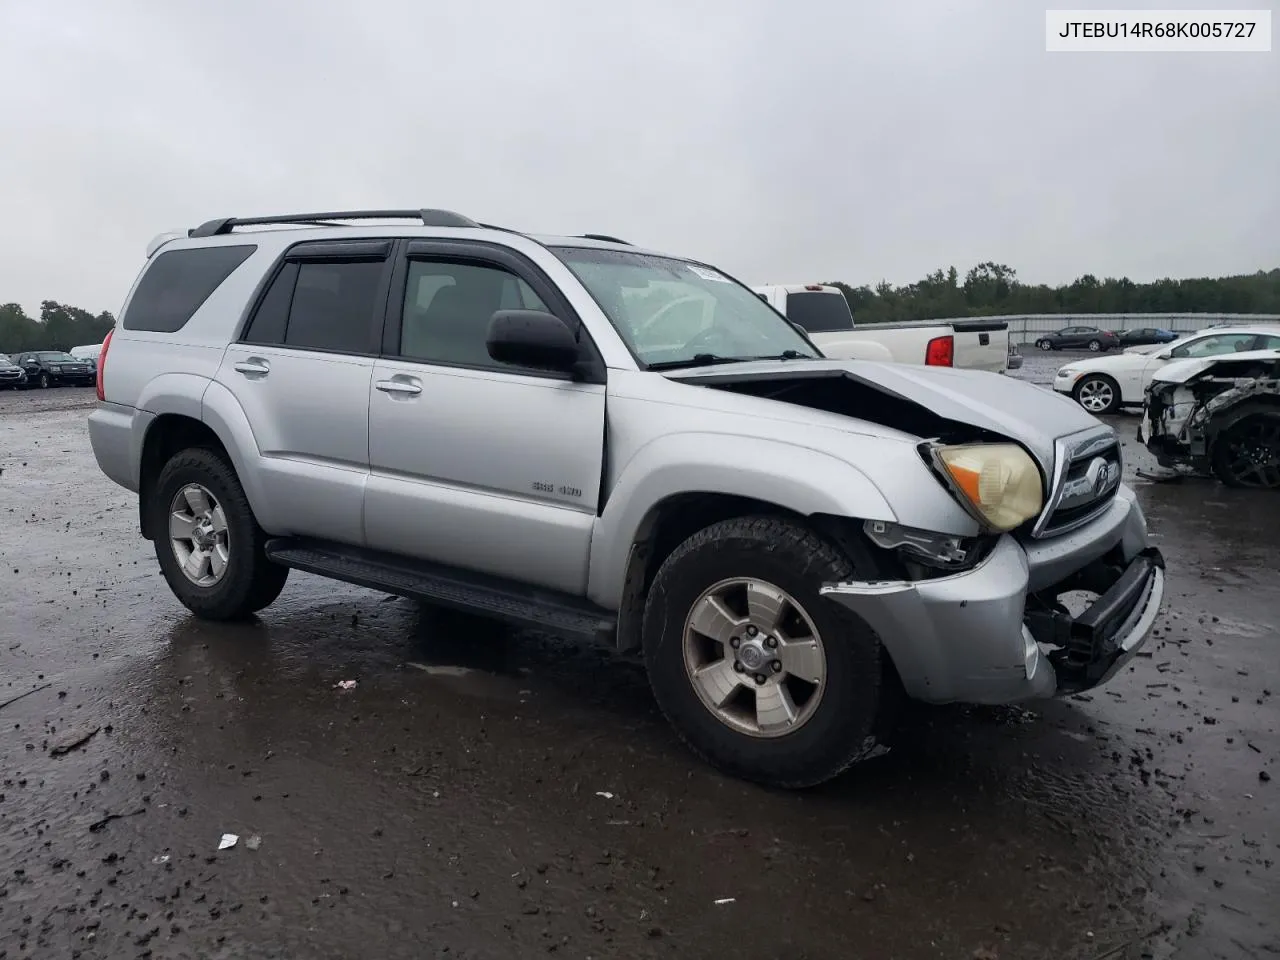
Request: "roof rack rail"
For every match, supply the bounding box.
[578,233,631,245]
[188,209,482,238]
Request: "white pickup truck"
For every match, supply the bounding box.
[754,283,1012,373]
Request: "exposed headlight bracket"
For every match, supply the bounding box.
[863,519,974,569]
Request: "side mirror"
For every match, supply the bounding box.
[1155,351,1173,360]
[487,310,580,373]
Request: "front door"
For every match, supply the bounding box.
[364,241,606,595]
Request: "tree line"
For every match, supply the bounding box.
[828,264,1280,324]
[0,301,116,354]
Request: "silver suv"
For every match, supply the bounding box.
[89,209,1166,787]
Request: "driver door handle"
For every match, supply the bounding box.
[233,359,270,377]
[375,379,422,396]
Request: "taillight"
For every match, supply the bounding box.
[96,328,114,401]
[925,335,954,366]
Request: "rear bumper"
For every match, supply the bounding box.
[819,485,1164,704]
[88,402,150,493]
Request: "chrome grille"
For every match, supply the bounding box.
[1032,428,1123,538]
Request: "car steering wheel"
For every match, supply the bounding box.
[679,325,737,355]
[634,294,755,357]
[634,295,706,341]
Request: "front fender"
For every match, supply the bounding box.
[587,433,898,609]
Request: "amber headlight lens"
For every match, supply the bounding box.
[934,443,1044,531]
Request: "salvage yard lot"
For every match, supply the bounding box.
[1,377,1276,960]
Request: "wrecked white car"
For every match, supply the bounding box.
[1139,349,1280,488]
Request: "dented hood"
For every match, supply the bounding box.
[664,358,1103,470]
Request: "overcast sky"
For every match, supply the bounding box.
[0,0,1276,317]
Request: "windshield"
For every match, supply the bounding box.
[36,352,76,361]
[551,247,820,367]
[784,291,854,333]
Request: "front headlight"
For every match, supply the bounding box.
[1057,367,1077,378]
[929,442,1044,532]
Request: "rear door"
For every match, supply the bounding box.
[216,239,391,546]
[364,239,606,595]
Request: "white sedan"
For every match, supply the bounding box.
[1053,325,1280,414]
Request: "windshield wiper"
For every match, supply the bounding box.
[646,353,744,371]
[647,350,818,371]
[761,350,814,361]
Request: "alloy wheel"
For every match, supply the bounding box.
[682,577,827,738]
[168,483,231,586]
[1077,378,1115,414]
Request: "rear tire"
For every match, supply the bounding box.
[1087,339,1102,352]
[39,372,49,388]
[641,515,888,788]
[150,447,289,620]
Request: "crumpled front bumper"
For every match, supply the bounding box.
[819,485,1165,705]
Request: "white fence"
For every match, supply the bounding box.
[934,313,1280,344]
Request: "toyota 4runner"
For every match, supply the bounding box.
[89,209,1166,787]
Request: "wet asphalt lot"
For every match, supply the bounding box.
[1,355,1276,960]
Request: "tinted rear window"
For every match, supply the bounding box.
[784,292,853,333]
[123,244,257,333]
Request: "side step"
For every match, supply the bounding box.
[265,538,617,645]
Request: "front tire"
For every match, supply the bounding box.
[1210,411,1280,489]
[38,372,49,388]
[642,515,887,788]
[150,447,289,620]
[1037,339,1052,351]
[1073,374,1121,415]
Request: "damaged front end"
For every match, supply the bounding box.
[1139,351,1280,488]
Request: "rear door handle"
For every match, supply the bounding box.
[234,359,270,377]
[375,379,422,396]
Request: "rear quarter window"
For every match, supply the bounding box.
[784,292,854,333]
[122,244,257,333]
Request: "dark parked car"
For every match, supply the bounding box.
[1117,327,1177,346]
[10,351,96,388]
[1034,326,1121,352]
[0,353,28,389]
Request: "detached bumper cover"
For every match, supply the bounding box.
[819,496,1165,705]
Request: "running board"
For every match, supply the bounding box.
[264,538,617,645]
